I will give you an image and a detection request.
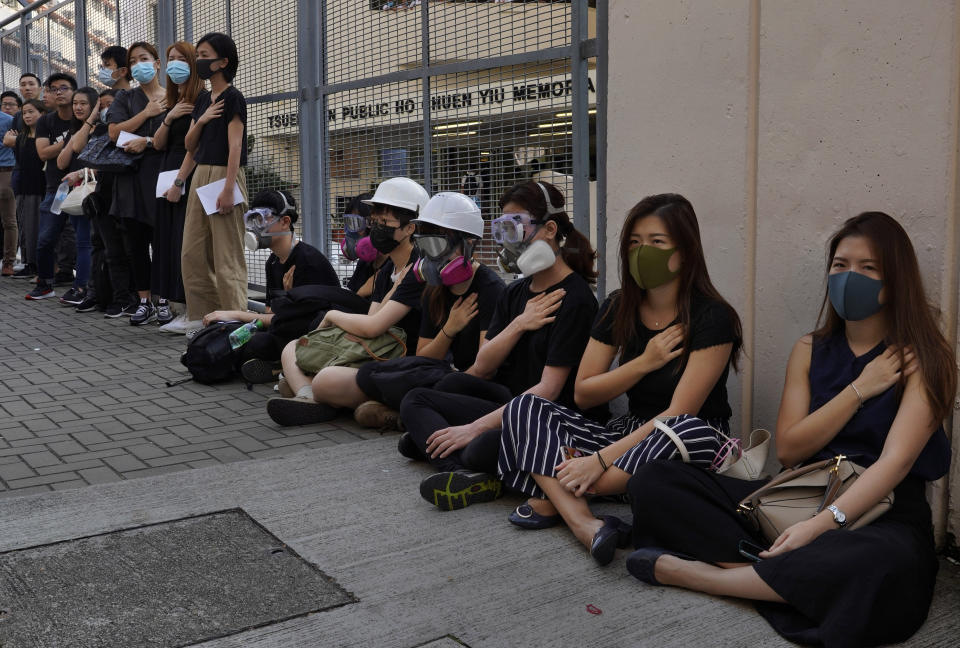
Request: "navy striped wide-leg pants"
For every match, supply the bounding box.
[498,394,728,498]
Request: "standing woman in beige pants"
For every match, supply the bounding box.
[181,32,248,331]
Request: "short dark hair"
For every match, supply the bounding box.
[1,91,21,107]
[197,32,239,82]
[99,88,118,99]
[45,73,77,90]
[101,45,131,80]
[19,72,40,86]
[252,189,298,230]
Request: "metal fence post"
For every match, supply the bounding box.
[570,0,590,236]
[156,0,177,63]
[20,17,29,76]
[595,0,608,298]
[73,0,88,85]
[420,0,431,194]
[182,0,194,43]
[224,0,231,36]
[297,0,324,251]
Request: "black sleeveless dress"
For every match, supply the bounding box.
[628,333,950,647]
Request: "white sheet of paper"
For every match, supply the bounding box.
[196,178,245,215]
[116,130,138,148]
[155,170,185,198]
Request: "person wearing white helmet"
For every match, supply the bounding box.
[400,180,603,512]
[267,176,430,426]
[350,192,507,430]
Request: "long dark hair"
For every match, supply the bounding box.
[17,98,45,142]
[498,180,597,283]
[813,212,957,423]
[69,87,99,134]
[607,193,742,370]
[422,232,479,327]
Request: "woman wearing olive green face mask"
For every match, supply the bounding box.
[498,193,743,565]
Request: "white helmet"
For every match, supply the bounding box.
[414,192,484,239]
[362,177,430,215]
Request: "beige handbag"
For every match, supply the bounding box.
[737,454,894,544]
[714,428,772,481]
[61,168,97,216]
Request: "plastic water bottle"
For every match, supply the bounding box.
[50,180,70,215]
[228,320,264,350]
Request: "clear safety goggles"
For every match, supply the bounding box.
[415,234,452,260]
[343,213,367,234]
[491,213,543,245]
[243,207,280,229]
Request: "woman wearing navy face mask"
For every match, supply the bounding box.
[105,41,168,325]
[350,192,506,430]
[497,193,742,566]
[624,212,955,648]
[401,181,600,512]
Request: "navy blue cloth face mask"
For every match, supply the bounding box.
[828,270,884,321]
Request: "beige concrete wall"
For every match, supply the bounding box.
[607,0,960,542]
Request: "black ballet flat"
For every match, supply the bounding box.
[508,502,562,530]
[589,515,631,566]
[626,547,695,585]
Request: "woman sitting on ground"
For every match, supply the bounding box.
[625,211,955,648]
[402,181,600,512]
[351,192,505,430]
[498,193,742,565]
[266,176,430,426]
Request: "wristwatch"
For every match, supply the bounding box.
[145,137,154,149]
[826,504,847,528]
[173,178,185,188]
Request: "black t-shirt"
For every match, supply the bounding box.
[35,111,72,193]
[371,249,423,355]
[485,271,598,409]
[418,263,506,371]
[13,135,44,195]
[191,87,248,166]
[591,291,738,421]
[264,240,340,307]
[347,259,378,293]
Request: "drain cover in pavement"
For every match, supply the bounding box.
[0,509,356,647]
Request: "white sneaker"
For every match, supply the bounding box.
[159,314,202,335]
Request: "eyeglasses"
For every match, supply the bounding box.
[50,86,73,94]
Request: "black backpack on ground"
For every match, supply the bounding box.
[180,320,246,384]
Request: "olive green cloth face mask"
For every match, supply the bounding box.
[628,245,680,289]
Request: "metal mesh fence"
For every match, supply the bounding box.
[0,0,596,291]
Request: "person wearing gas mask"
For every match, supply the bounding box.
[497,193,742,566]
[624,212,953,648]
[400,180,600,512]
[105,41,168,325]
[201,189,338,371]
[339,193,383,296]
[267,176,429,427]
[154,41,202,332]
[350,192,506,430]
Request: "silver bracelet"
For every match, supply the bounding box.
[849,382,864,410]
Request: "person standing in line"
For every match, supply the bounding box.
[1,92,21,117]
[4,99,45,281]
[0,94,16,276]
[106,41,168,325]
[180,32,249,336]
[26,73,77,300]
[155,41,201,332]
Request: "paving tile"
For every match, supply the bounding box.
[128,444,169,460]
[77,466,123,485]
[21,451,61,469]
[103,454,148,472]
[72,430,111,446]
[0,461,35,482]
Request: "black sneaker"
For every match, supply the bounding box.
[53,271,75,286]
[397,432,426,461]
[75,294,99,312]
[419,471,503,511]
[130,301,157,326]
[11,265,36,279]
[156,301,174,325]
[266,396,339,427]
[25,282,55,300]
[121,302,139,317]
[59,287,86,306]
[104,301,131,318]
[240,359,282,384]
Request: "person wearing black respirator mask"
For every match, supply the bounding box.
[202,189,339,383]
[267,176,430,427]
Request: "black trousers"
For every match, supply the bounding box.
[121,218,152,293]
[399,372,512,474]
[152,199,185,302]
[93,210,134,306]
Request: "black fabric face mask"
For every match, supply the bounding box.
[370,223,400,254]
[196,58,222,80]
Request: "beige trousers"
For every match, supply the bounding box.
[181,164,248,320]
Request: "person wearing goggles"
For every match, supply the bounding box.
[338,193,386,297]
[268,176,430,427]
[348,192,507,431]
[202,189,339,383]
[400,181,603,512]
